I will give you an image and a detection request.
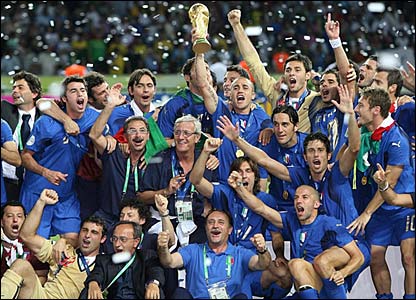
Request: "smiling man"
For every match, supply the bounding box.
[20,75,101,246]
[1,189,107,299]
[88,86,150,253]
[1,201,48,282]
[157,209,271,299]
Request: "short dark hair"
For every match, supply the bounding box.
[182,57,197,76]
[205,209,233,227]
[83,71,106,98]
[123,115,149,133]
[271,105,299,126]
[128,68,157,98]
[284,54,313,73]
[61,75,87,97]
[12,71,42,101]
[361,88,391,118]
[1,201,26,219]
[321,69,340,85]
[226,64,250,80]
[119,198,151,224]
[81,215,107,237]
[113,220,142,239]
[304,132,331,154]
[376,66,403,97]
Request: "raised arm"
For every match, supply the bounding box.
[155,194,176,248]
[37,98,80,136]
[217,115,291,182]
[157,231,184,268]
[89,84,125,154]
[228,170,283,229]
[248,233,272,271]
[189,138,222,198]
[400,61,415,93]
[227,9,280,103]
[20,189,59,255]
[193,31,218,114]
[332,84,360,176]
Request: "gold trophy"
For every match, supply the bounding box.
[188,3,211,54]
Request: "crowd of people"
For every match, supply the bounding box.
[1,4,415,300]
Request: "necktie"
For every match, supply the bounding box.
[20,114,31,148]
[16,114,31,181]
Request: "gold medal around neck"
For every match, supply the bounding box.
[283,190,289,200]
[236,149,245,158]
[361,176,367,185]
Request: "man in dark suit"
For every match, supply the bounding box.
[80,221,165,299]
[1,71,43,201]
[2,71,81,203]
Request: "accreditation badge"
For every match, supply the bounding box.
[207,281,229,299]
[361,176,367,185]
[283,190,289,200]
[236,149,244,158]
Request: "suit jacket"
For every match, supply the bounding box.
[1,100,42,133]
[79,248,165,299]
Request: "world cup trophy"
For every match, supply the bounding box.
[188,3,211,54]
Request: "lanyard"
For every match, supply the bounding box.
[171,151,195,199]
[203,245,233,285]
[77,249,92,275]
[103,252,136,293]
[122,157,139,196]
[137,232,144,249]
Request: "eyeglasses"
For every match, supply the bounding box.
[110,235,137,243]
[126,128,148,135]
[173,130,196,138]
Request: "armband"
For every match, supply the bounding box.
[159,210,169,218]
[378,182,390,192]
[329,38,342,49]
[257,248,268,255]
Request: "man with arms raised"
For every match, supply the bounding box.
[1,189,107,299]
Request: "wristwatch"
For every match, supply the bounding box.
[146,279,160,288]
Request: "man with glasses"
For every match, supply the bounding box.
[81,220,165,299]
[88,88,150,253]
[139,114,217,247]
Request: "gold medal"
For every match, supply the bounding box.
[283,190,289,200]
[361,176,367,185]
[236,149,245,158]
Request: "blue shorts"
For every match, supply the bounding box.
[21,190,80,238]
[366,207,415,246]
[242,270,290,299]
